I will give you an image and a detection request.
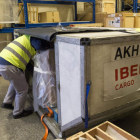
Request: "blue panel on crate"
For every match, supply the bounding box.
[53,110,58,123]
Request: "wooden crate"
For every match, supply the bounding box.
[117,10,133,13]
[96,12,108,23]
[70,23,103,27]
[19,3,38,23]
[67,132,84,140]
[67,121,139,140]
[0,24,2,29]
[104,13,140,28]
[135,15,140,28]
[84,1,115,14]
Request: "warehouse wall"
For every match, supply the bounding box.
[0,32,12,52]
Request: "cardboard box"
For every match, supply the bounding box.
[70,23,103,27]
[104,13,140,28]
[68,121,139,140]
[84,1,115,14]
[38,12,59,23]
[104,16,115,27]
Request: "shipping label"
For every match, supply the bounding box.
[109,20,114,26]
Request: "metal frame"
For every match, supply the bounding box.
[118,0,138,13]
[0,0,95,33]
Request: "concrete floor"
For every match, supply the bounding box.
[0,77,54,140]
[1,76,140,140]
[113,112,140,139]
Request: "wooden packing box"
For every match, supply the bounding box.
[0,24,2,29]
[38,12,59,23]
[104,13,140,28]
[96,12,108,23]
[19,3,38,23]
[70,23,103,27]
[67,121,139,140]
[84,1,115,14]
[117,10,133,13]
[135,15,140,28]
[77,12,107,23]
[67,132,84,140]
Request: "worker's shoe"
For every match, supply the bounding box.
[1,103,14,110]
[13,110,33,119]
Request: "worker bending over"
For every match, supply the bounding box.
[0,35,48,119]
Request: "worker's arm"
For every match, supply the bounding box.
[26,62,34,72]
[30,37,51,50]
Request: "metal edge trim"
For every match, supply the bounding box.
[55,41,62,127]
[61,117,83,132]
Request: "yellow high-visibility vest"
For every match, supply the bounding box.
[0,35,36,70]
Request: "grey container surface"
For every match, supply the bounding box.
[14,29,140,138]
[55,31,140,136]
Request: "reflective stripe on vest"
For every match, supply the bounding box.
[5,46,27,66]
[0,35,36,70]
[12,41,32,59]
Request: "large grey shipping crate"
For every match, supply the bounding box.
[55,31,140,137]
[15,28,140,138]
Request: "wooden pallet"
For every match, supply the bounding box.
[19,3,38,23]
[67,121,139,140]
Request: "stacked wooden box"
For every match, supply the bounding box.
[19,3,38,23]
[0,24,2,29]
[19,3,60,23]
[67,121,139,140]
[104,13,140,28]
[78,0,115,24]
[84,0,115,14]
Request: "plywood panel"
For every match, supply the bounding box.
[124,17,134,28]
